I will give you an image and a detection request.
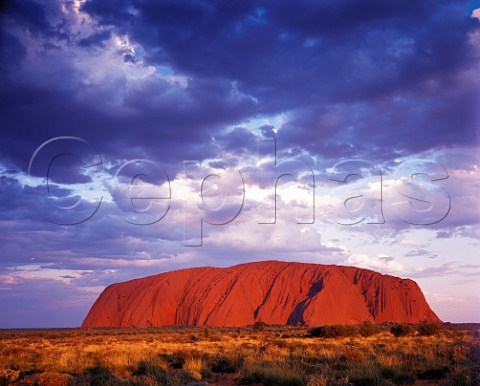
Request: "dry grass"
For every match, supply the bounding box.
[0,324,478,385]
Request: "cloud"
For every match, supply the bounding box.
[410,262,457,278]
[77,29,112,48]
[1,0,478,171]
[397,239,428,248]
[0,0,479,326]
[0,275,23,287]
[405,249,438,259]
[472,8,480,21]
[345,253,404,274]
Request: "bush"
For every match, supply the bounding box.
[183,356,203,381]
[381,366,416,385]
[263,371,303,386]
[307,375,328,386]
[417,323,440,336]
[84,364,117,386]
[451,373,468,386]
[203,327,209,339]
[239,365,303,386]
[417,365,449,380]
[359,321,379,337]
[309,324,358,338]
[37,371,73,386]
[0,369,20,384]
[210,356,236,373]
[133,360,148,376]
[393,371,416,385]
[253,321,266,332]
[390,324,414,337]
[238,366,263,384]
[349,373,382,386]
[132,360,168,383]
[170,350,187,369]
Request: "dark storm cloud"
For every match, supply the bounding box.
[0,0,477,241]
[217,127,257,153]
[82,1,478,99]
[0,67,255,180]
[78,0,480,161]
[0,30,26,72]
[1,0,478,172]
[0,2,257,178]
[278,75,479,160]
[77,30,112,48]
[2,0,54,36]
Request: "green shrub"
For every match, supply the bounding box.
[170,350,187,369]
[133,360,148,376]
[381,366,416,385]
[239,365,303,386]
[451,373,468,386]
[348,360,385,386]
[393,371,416,385]
[210,356,236,373]
[132,360,168,383]
[263,371,303,386]
[390,324,414,337]
[309,324,358,338]
[203,327,209,339]
[253,321,266,332]
[417,323,440,336]
[349,373,384,386]
[417,365,449,380]
[359,321,380,337]
[380,367,395,379]
[83,364,117,386]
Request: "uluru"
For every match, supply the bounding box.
[82,261,441,328]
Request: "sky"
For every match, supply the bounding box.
[0,0,479,328]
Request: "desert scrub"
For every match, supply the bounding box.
[183,355,204,381]
[37,371,74,386]
[238,362,304,386]
[83,363,118,386]
[210,355,236,373]
[306,374,328,386]
[0,325,478,385]
[0,369,20,384]
[347,360,385,386]
[417,323,441,336]
[380,366,416,385]
[309,324,358,338]
[390,323,414,337]
[253,321,267,332]
[358,321,384,337]
[131,359,169,384]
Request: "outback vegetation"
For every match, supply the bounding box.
[0,323,478,386]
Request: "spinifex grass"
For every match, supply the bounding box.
[0,324,478,385]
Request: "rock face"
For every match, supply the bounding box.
[82,261,441,328]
